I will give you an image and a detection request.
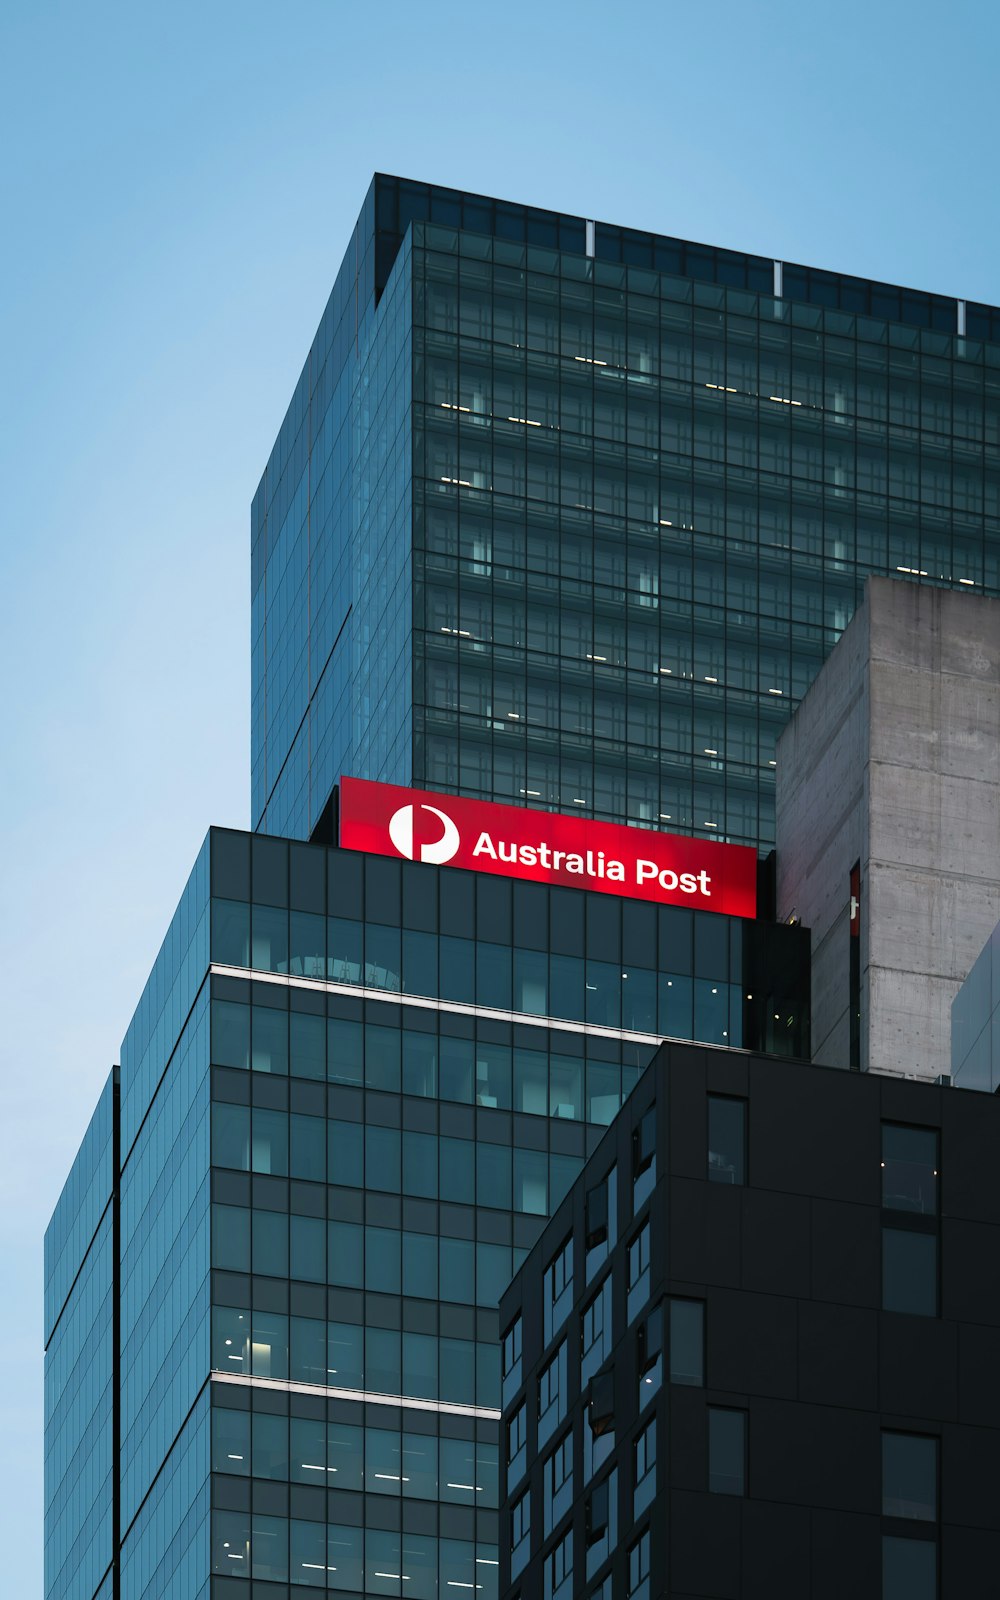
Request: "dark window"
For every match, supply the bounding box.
[503,1315,522,1374]
[708,1095,746,1184]
[709,1408,746,1495]
[545,1528,572,1600]
[586,1179,609,1249]
[882,1432,937,1521]
[511,1487,531,1578]
[507,1402,527,1487]
[627,1221,651,1321]
[669,1299,704,1386]
[581,1277,612,1383]
[882,1535,937,1600]
[632,1106,655,1177]
[589,1369,615,1438]
[627,1529,650,1600]
[538,1343,567,1445]
[586,1476,609,1545]
[637,1303,663,1405]
[882,1125,938,1214]
[883,1228,937,1316]
[634,1418,656,1515]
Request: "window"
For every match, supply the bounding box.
[709,1408,746,1495]
[627,1221,651,1323]
[883,1536,936,1600]
[588,1369,615,1439]
[586,1179,609,1248]
[544,1528,573,1600]
[708,1095,745,1184]
[581,1276,612,1384]
[669,1299,704,1386]
[632,1105,656,1209]
[544,1431,574,1536]
[585,1168,617,1282]
[511,1489,531,1580]
[538,1343,567,1447]
[627,1529,650,1600]
[637,1304,662,1407]
[633,1419,656,1516]
[883,1227,937,1317]
[507,1402,527,1490]
[882,1125,938,1214]
[882,1432,937,1522]
[545,1236,574,1345]
[585,1468,617,1577]
[502,1314,523,1407]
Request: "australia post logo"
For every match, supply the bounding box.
[339,778,757,918]
[388,802,461,865]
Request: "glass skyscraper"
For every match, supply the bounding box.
[48,175,1000,1600]
[253,175,1000,846]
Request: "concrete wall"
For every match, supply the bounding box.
[777,578,1000,1080]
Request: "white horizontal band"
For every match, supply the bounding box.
[210,963,667,1047]
[212,1370,500,1420]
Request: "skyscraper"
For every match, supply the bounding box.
[252,175,1000,845]
[47,177,1000,1600]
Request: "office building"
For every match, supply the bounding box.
[47,175,1000,1600]
[45,814,806,1599]
[253,175,1000,847]
[499,1040,1000,1600]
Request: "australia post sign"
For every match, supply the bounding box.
[339,778,757,918]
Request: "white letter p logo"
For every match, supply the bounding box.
[388,803,461,865]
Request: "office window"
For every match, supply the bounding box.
[883,1536,936,1600]
[883,1227,937,1316]
[585,1167,617,1282]
[633,1418,656,1516]
[882,1432,937,1522]
[708,1095,745,1183]
[627,1220,651,1323]
[708,1408,746,1495]
[882,1124,938,1214]
[502,1314,523,1408]
[544,1431,574,1536]
[545,1236,574,1345]
[632,1104,656,1210]
[585,1374,615,1483]
[511,1489,531,1580]
[637,1303,662,1407]
[584,1468,617,1579]
[669,1298,704,1386]
[581,1275,612,1385]
[507,1402,527,1490]
[538,1343,567,1447]
[627,1529,650,1600]
[544,1528,573,1600]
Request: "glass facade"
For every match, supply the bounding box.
[951,917,1000,1090]
[46,828,806,1599]
[44,1071,117,1600]
[253,175,1000,848]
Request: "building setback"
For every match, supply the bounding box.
[499,1041,1000,1600]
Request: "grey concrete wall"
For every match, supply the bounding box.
[777,577,1000,1081]
[776,599,869,1070]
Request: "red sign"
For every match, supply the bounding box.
[338,778,757,918]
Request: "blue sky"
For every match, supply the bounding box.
[2,0,996,1589]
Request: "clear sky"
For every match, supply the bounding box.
[2,0,996,1588]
